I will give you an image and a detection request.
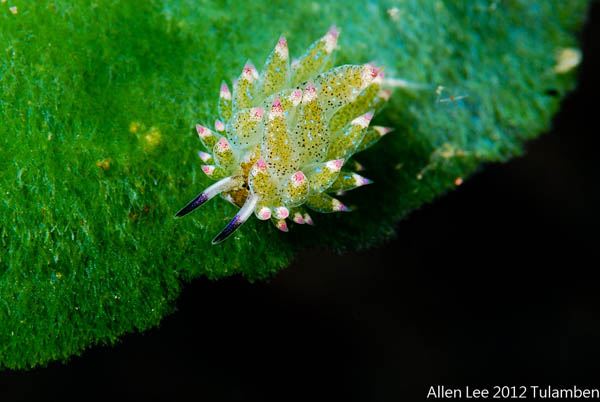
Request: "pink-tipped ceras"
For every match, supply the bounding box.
[176,26,394,243]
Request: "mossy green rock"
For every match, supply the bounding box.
[0,0,589,368]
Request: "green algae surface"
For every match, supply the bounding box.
[0,0,590,368]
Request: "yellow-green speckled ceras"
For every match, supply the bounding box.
[176,26,394,244]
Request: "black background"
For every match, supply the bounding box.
[2,5,599,402]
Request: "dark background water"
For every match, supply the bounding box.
[2,4,600,402]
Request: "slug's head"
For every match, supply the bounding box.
[176,26,394,243]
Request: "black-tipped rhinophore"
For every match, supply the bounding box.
[174,177,237,218]
[212,194,258,244]
[175,192,209,217]
[211,215,243,244]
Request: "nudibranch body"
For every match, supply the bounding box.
[176,26,393,243]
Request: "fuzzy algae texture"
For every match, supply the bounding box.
[0,1,589,368]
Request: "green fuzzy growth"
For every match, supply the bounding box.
[0,0,590,369]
